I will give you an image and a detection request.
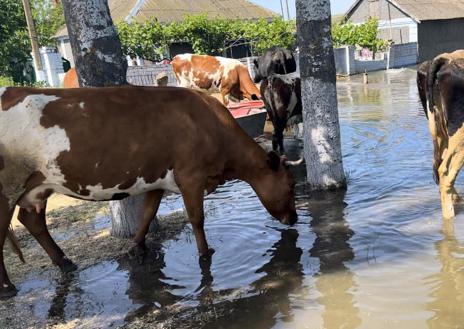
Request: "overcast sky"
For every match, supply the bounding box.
[250,0,356,18]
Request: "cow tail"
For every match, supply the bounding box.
[7,225,25,263]
[426,56,449,114]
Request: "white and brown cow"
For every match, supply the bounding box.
[172,54,261,105]
[0,85,299,298]
[417,50,464,219]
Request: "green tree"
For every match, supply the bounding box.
[116,15,296,60]
[0,0,65,83]
[31,0,65,46]
[0,0,30,83]
[332,17,389,54]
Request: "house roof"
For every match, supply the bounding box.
[55,0,277,39]
[345,0,464,23]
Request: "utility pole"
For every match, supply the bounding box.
[296,0,346,190]
[22,0,44,79]
[280,0,285,19]
[285,0,291,20]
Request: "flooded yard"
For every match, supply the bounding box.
[2,68,463,329]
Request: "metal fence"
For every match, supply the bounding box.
[127,64,177,86]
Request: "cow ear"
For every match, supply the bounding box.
[267,151,281,172]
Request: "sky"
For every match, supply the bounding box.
[250,0,356,19]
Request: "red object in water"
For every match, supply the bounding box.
[228,100,265,118]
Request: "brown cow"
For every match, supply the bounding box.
[172,54,261,105]
[62,67,79,88]
[0,85,298,298]
[417,50,464,219]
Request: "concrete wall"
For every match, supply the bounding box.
[111,42,419,86]
[418,18,464,62]
[334,47,348,75]
[126,64,177,86]
[334,43,418,75]
[388,42,418,69]
[57,37,74,67]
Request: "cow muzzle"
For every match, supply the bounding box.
[279,211,298,225]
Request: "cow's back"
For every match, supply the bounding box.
[172,54,223,92]
[0,86,249,205]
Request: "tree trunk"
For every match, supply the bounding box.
[61,0,154,238]
[61,0,127,87]
[295,0,346,190]
[109,194,158,239]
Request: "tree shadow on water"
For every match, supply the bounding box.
[197,228,304,329]
[305,189,362,329]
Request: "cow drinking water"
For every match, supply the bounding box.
[0,86,298,298]
[417,50,464,219]
[172,54,261,105]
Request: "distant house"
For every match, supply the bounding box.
[345,0,464,62]
[55,0,276,66]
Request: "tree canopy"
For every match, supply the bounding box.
[0,0,64,84]
[117,15,296,61]
[332,17,389,54]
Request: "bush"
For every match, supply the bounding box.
[332,17,389,53]
[116,15,296,60]
[0,75,49,87]
[0,76,15,87]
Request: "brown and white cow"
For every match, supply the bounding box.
[172,54,261,105]
[417,49,464,219]
[0,86,298,298]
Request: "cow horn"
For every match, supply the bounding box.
[285,158,304,166]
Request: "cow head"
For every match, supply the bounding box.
[253,151,299,225]
[237,65,261,101]
[253,59,263,83]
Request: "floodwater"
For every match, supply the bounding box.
[4,68,464,328]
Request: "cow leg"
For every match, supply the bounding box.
[17,206,77,273]
[0,201,16,298]
[130,190,164,263]
[438,134,464,219]
[273,122,285,154]
[221,89,230,106]
[180,183,214,259]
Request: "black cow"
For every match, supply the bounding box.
[417,49,464,219]
[253,47,297,83]
[261,72,302,154]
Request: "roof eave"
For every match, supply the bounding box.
[386,0,421,23]
[344,0,421,24]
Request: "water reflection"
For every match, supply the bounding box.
[427,219,464,328]
[196,228,304,329]
[117,241,183,321]
[306,189,361,329]
[47,273,76,324]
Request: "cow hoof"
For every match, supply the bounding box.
[199,248,215,261]
[0,284,18,299]
[58,257,78,274]
[128,244,147,265]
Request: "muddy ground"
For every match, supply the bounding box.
[1,201,191,329]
